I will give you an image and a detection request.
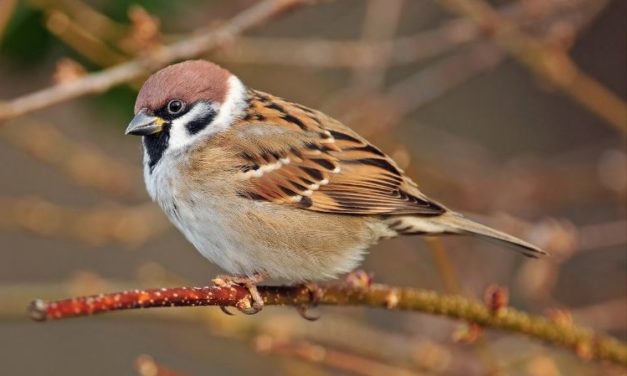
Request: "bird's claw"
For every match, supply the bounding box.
[297,305,320,321]
[295,283,322,321]
[212,273,265,316]
[219,305,235,316]
[235,283,264,315]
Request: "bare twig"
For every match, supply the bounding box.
[216,0,601,70]
[578,220,627,252]
[350,0,405,90]
[0,196,168,247]
[0,0,319,122]
[423,238,503,374]
[255,338,422,376]
[45,10,128,67]
[0,271,452,372]
[0,0,17,42]
[339,42,506,130]
[28,281,627,365]
[435,0,627,132]
[217,21,478,69]
[30,0,127,42]
[423,238,463,294]
[1,120,143,199]
[259,313,452,373]
[135,354,188,376]
[572,298,627,332]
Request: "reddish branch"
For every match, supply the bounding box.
[28,282,627,366]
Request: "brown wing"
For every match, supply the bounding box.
[232,90,444,216]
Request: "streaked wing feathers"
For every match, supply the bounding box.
[233,90,444,216]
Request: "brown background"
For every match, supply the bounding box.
[1,0,625,375]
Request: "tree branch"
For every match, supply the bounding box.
[28,282,627,366]
[0,196,168,247]
[255,338,420,376]
[214,0,597,70]
[434,0,627,132]
[0,0,317,123]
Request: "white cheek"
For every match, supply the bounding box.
[206,75,247,134]
[153,74,248,158]
[167,102,216,150]
[167,121,189,151]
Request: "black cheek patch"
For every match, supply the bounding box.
[144,128,170,173]
[185,109,217,135]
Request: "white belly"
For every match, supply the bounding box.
[145,157,374,281]
[146,161,257,275]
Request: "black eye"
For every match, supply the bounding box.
[167,99,185,115]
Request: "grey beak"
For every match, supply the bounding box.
[125,111,166,136]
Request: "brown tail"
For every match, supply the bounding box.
[390,212,547,258]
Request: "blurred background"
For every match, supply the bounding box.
[0,0,625,375]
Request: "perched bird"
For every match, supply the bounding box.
[126,60,545,312]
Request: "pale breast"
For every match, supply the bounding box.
[144,150,385,281]
[145,158,236,273]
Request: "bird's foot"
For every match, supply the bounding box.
[296,282,322,321]
[344,270,374,289]
[212,272,266,315]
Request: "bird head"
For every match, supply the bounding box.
[126,60,247,170]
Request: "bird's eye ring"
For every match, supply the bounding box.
[167,99,185,115]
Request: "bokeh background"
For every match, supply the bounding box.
[0,0,625,375]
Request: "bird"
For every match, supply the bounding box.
[125,60,545,313]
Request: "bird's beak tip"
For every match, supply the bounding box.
[125,112,165,136]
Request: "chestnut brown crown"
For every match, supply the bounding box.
[134,60,231,113]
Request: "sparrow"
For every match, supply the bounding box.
[125,60,545,313]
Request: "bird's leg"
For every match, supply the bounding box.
[212,272,266,315]
[296,282,322,321]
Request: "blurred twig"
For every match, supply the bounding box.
[0,0,321,122]
[137,263,454,373]
[339,42,506,132]
[0,196,168,247]
[217,0,601,70]
[255,338,422,376]
[135,354,188,376]
[45,9,128,67]
[572,298,627,332]
[350,0,405,90]
[408,132,624,214]
[0,0,16,42]
[577,220,627,252]
[217,23,477,69]
[515,216,624,306]
[27,279,627,365]
[435,0,627,132]
[423,238,462,294]
[1,120,143,199]
[259,313,452,373]
[30,0,127,41]
[423,238,503,374]
[6,264,454,373]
